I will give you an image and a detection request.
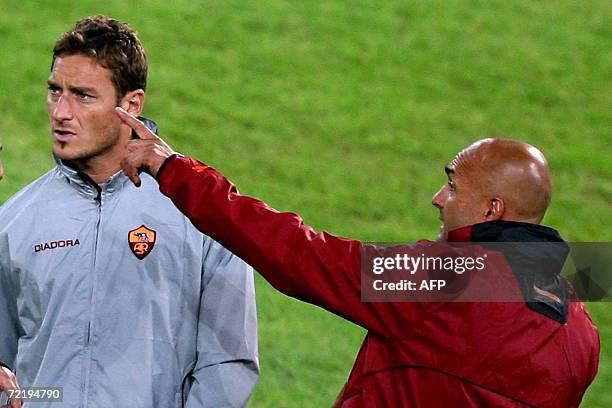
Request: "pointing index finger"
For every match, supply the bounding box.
[115,107,158,140]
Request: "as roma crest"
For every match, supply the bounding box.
[128,225,156,260]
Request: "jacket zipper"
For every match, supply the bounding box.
[82,186,102,408]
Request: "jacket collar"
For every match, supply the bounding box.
[54,155,130,200]
[447,220,563,243]
[448,220,570,324]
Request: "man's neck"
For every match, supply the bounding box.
[67,160,120,184]
[65,149,125,184]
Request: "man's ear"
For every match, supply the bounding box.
[119,89,145,116]
[485,197,505,221]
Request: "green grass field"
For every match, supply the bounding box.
[1,1,610,406]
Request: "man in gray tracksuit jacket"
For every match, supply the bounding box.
[0,154,259,407]
[0,15,258,407]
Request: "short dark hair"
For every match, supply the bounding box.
[52,15,147,101]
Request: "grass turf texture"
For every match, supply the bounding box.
[1,1,610,406]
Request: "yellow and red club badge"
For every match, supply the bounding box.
[128,225,156,260]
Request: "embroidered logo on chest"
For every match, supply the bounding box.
[128,225,156,260]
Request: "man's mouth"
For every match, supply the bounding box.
[53,129,76,142]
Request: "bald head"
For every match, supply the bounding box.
[448,138,551,223]
[432,138,552,240]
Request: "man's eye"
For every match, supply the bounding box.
[447,181,455,190]
[77,92,93,100]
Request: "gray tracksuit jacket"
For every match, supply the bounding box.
[0,158,259,407]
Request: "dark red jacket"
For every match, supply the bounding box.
[157,156,600,407]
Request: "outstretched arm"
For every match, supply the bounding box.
[116,108,424,337]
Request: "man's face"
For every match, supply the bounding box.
[431,160,488,241]
[47,54,122,162]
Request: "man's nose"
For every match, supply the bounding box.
[432,186,446,208]
[51,95,73,122]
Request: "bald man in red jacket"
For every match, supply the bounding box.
[117,108,599,407]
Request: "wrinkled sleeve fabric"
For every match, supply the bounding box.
[185,237,259,408]
[158,156,425,338]
[0,233,21,371]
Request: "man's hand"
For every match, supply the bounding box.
[0,366,21,408]
[116,107,176,187]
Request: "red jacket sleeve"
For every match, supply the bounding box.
[157,156,424,337]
